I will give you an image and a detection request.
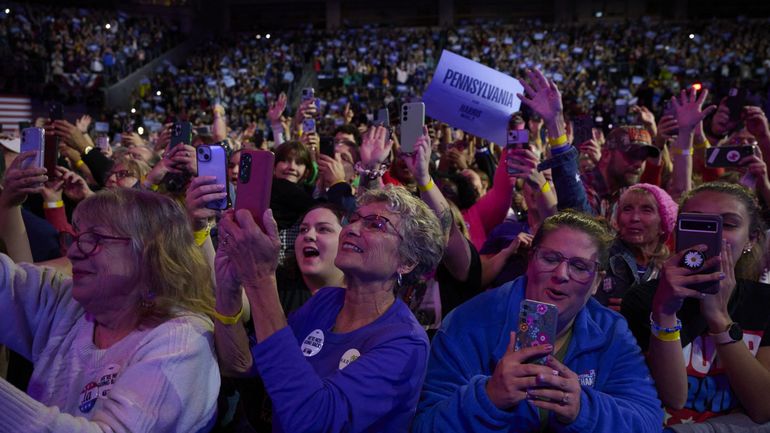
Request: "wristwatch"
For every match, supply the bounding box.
[709,322,743,345]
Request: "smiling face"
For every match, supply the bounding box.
[617,190,663,248]
[274,156,307,183]
[334,202,405,282]
[295,208,343,279]
[67,218,142,315]
[680,190,754,268]
[525,227,602,332]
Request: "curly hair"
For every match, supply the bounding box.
[357,186,445,285]
[531,210,614,270]
[73,189,215,325]
[680,182,767,281]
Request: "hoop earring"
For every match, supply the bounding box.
[396,273,403,287]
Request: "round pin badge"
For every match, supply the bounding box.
[301,329,325,357]
[338,348,361,370]
[78,382,99,413]
[726,150,741,163]
[681,250,706,270]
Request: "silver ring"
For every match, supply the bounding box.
[561,392,569,404]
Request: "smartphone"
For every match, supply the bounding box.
[726,88,747,123]
[676,213,722,294]
[196,143,230,210]
[302,118,316,134]
[19,121,31,131]
[170,121,192,149]
[705,145,756,168]
[319,136,335,158]
[400,102,425,153]
[572,114,594,145]
[375,108,390,127]
[235,150,274,230]
[506,129,530,148]
[43,132,58,174]
[301,87,315,102]
[515,299,558,365]
[20,127,45,169]
[94,122,109,133]
[49,103,63,121]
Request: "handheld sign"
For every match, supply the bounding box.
[423,50,524,145]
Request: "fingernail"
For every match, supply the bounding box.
[552,369,559,376]
[719,272,726,280]
[544,344,553,352]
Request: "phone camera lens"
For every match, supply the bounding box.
[204,154,210,160]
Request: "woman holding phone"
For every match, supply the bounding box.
[213,186,444,432]
[621,182,770,430]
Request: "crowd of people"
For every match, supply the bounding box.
[0,3,182,104]
[1,10,770,433]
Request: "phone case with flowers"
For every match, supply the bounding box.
[515,299,558,365]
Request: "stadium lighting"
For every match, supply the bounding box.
[256,34,261,39]
[595,11,603,18]
[137,126,145,135]
[4,8,10,14]
[105,23,111,30]
[692,83,702,91]
[130,108,136,114]
[265,34,271,39]
[689,33,695,39]
[156,90,162,96]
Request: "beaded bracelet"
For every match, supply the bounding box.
[354,161,389,180]
[650,312,682,341]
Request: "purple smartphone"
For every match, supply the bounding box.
[196,143,230,210]
[234,150,274,229]
[515,299,558,365]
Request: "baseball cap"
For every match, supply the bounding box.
[605,126,659,159]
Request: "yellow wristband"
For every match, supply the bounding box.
[193,225,211,246]
[211,305,244,325]
[74,159,85,169]
[671,147,693,156]
[418,178,435,192]
[540,182,552,194]
[694,139,710,149]
[548,134,568,147]
[43,200,64,209]
[652,329,681,342]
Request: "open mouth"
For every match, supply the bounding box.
[546,287,568,300]
[302,247,320,258]
[342,242,363,253]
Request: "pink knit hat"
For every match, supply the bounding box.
[618,183,679,241]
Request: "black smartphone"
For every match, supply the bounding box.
[319,136,335,158]
[572,114,594,145]
[676,213,722,294]
[704,145,756,168]
[49,103,63,121]
[726,88,747,123]
[170,121,193,149]
[375,108,390,127]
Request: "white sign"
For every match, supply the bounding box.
[423,50,523,145]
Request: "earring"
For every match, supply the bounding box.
[396,273,403,287]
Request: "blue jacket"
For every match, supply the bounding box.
[538,145,593,215]
[412,277,663,433]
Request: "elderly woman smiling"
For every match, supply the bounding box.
[0,187,219,432]
[214,186,444,432]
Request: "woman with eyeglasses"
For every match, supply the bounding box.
[0,187,220,432]
[104,157,150,190]
[413,211,663,433]
[213,185,444,432]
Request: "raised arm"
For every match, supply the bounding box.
[0,152,46,263]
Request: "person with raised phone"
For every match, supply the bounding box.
[412,68,663,433]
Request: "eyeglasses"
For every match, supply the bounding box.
[107,169,135,180]
[533,247,600,284]
[65,231,132,256]
[347,212,402,239]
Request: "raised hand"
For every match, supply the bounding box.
[185,176,227,231]
[400,126,432,186]
[528,356,583,424]
[317,153,346,187]
[359,125,393,169]
[630,105,657,138]
[671,87,716,134]
[0,152,47,208]
[217,209,281,289]
[267,92,288,125]
[75,114,93,134]
[517,68,563,123]
[57,166,94,202]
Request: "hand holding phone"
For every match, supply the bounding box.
[704,145,756,168]
[196,143,230,210]
[515,299,558,365]
[400,102,425,153]
[20,127,45,169]
[675,213,722,294]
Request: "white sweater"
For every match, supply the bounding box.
[0,253,220,432]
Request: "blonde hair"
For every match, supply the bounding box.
[73,189,215,324]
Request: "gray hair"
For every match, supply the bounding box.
[357,186,445,284]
